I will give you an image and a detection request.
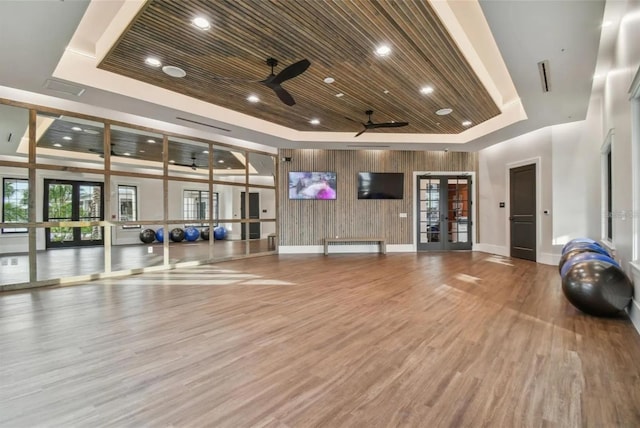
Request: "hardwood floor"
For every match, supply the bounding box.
[1,252,639,427]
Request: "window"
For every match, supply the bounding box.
[118,185,139,228]
[183,190,218,227]
[2,178,29,233]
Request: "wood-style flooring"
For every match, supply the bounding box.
[1,252,639,427]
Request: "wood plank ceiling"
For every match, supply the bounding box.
[99,0,501,136]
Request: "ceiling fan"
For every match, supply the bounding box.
[88,143,138,158]
[213,57,310,106]
[173,155,203,171]
[349,110,409,137]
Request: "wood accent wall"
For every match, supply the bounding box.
[279,149,477,246]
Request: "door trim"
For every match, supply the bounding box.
[412,171,476,251]
[505,157,541,262]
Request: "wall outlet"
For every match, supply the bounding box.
[147,246,153,254]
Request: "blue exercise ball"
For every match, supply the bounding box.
[560,252,619,278]
[184,227,200,242]
[139,228,156,244]
[213,226,227,240]
[156,227,164,243]
[201,228,210,240]
[170,228,185,242]
[558,243,611,274]
[562,238,604,255]
[562,259,633,316]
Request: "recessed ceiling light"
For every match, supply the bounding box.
[335,93,344,98]
[218,159,224,163]
[192,16,211,30]
[383,89,390,94]
[462,120,472,127]
[436,108,453,116]
[420,86,434,94]
[145,57,162,67]
[123,152,131,156]
[203,150,209,154]
[323,77,335,84]
[169,160,175,163]
[63,136,72,141]
[310,119,320,125]
[71,126,82,132]
[247,95,260,103]
[375,45,391,56]
[162,65,186,78]
[83,129,99,135]
[140,150,145,153]
[53,143,62,148]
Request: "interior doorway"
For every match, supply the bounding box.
[509,164,536,261]
[417,175,472,251]
[240,192,260,239]
[44,179,104,248]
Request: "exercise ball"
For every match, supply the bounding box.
[560,252,619,278]
[558,243,611,274]
[184,227,200,242]
[213,226,227,240]
[562,259,633,316]
[562,238,604,255]
[201,228,210,241]
[139,228,156,244]
[170,227,185,242]
[156,227,164,243]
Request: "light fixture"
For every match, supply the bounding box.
[436,108,453,116]
[462,120,472,127]
[169,160,175,163]
[218,159,224,163]
[383,89,390,94]
[335,93,344,98]
[310,119,320,125]
[375,44,391,56]
[147,139,156,144]
[203,150,209,154]
[145,57,162,67]
[53,143,62,147]
[247,94,260,103]
[323,77,335,84]
[71,126,82,132]
[162,65,186,78]
[63,136,72,141]
[192,16,211,30]
[123,152,131,156]
[420,86,434,94]
[83,129,99,135]
[140,150,145,153]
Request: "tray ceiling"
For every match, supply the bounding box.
[98,0,501,136]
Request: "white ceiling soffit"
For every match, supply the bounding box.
[53,0,524,147]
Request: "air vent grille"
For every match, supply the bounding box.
[176,117,231,132]
[537,60,551,93]
[43,79,86,96]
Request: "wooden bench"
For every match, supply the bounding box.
[323,237,386,255]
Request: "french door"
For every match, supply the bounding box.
[44,179,104,248]
[417,175,472,251]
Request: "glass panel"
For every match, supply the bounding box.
[448,178,469,244]
[79,184,102,241]
[0,104,29,163]
[0,168,29,284]
[248,187,276,255]
[214,182,243,241]
[2,176,29,233]
[248,152,275,186]
[167,137,210,178]
[118,185,139,228]
[110,125,163,176]
[47,183,73,243]
[36,114,104,169]
[213,145,247,184]
[37,228,104,281]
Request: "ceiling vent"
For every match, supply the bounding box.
[43,79,86,96]
[176,116,231,132]
[537,60,551,93]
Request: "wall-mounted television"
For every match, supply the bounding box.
[358,172,404,199]
[288,171,337,200]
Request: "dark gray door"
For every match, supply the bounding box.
[240,192,260,239]
[417,175,472,251]
[510,164,536,261]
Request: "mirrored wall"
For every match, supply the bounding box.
[0,100,278,289]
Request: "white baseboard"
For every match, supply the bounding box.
[539,252,560,266]
[474,243,508,257]
[388,244,415,252]
[278,245,324,254]
[629,299,640,336]
[628,262,640,336]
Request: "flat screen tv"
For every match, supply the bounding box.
[288,171,337,200]
[358,172,404,199]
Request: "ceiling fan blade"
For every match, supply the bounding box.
[271,59,310,85]
[272,85,296,106]
[354,128,367,137]
[370,122,409,129]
